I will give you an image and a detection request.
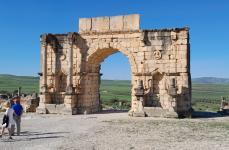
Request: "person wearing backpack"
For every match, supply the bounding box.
[0,102,15,139]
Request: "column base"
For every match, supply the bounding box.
[165,111,178,117]
[62,108,77,115]
[36,107,47,114]
[165,107,178,117]
[128,109,134,116]
[133,110,145,117]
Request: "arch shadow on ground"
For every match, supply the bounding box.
[0,131,68,142]
[94,109,129,114]
[193,111,228,118]
[91,110,229,118]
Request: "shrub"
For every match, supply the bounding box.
[110,98,119,103]
[209,106,220,112]
[0,90,8,94]
[13,90,18,94]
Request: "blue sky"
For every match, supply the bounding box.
[0,0,228,80]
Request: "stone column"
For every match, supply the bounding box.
[63,32,77,115]
[220,96,226,111]
[36,34,51,114]
[43,42,47,86]
[68,39,73,90]
[18,87,21,100]
[39,41,48,93]
[65,34,74,94]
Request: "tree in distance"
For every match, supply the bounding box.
[13,90,18,94]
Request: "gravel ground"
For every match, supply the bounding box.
[1,110,229,150]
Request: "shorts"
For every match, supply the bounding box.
[2,123,10,129]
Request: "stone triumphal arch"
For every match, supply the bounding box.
[36,14,193,117]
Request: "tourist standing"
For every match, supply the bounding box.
[0,102,15,139]
[11,99,23,136]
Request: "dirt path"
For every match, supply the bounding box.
[1,110,229,150]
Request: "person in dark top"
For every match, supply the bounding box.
[11,99,23,136]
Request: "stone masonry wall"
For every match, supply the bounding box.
[37,14,192,117]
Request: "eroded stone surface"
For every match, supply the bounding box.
[37,14,192,117]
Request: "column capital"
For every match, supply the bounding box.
[68,39,73,45]
[68,32,78,45]
[40,33,52,47]
[41,41,47,47]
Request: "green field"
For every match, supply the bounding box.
[1,74,229,101]
[100,80,132,102]
[192,82,229,99]
[0,74,39,93]
[1,74,229,111]
[100,80,131,92]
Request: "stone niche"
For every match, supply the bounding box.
[36,14,193,117]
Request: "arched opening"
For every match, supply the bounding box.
[100,52,131,80]
[78,45,136,114]
[100,52,132,109]
[86,48,120,73]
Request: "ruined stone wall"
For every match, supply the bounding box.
[37,14,192,117]
[0,93,39,112]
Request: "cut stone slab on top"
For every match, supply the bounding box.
[36,14,193,118]
[79,14,140,32]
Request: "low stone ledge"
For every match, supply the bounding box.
[144,107,169,117]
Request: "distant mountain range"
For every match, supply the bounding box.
[192,77,229,83]
[102,77,229,83]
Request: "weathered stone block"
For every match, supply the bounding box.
[36,107,47,114]
[110,15,123,30]
[123,14,140,29]
[62,108,77,115]
[133,110,145,117]
[79,18,91,31]
[92,17,109,31]
[144,107,169,117]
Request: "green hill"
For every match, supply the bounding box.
[1,74,229,102]
[0,74,39,94]
[192,77,229,83]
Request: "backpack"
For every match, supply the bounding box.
[2,115,9,128]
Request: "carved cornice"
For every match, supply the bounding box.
[133,72,151,76]
[132,69,166,76]
[166,73,180,76]
[78,27,189,36]
[40,33,64,53]
[38,72,43,76]
[78,29,141,36]
[76,72,103,76]
[47,72,56,76]
[142,27,190,32]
